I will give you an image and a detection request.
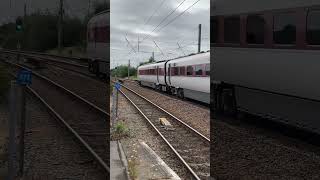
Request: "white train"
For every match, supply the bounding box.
[137,52,210,103]
[87,10,109,77]
[212,0,320,134]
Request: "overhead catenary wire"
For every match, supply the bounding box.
[140,0,187,43]
[140,0,168,31]
[157,0,201,33]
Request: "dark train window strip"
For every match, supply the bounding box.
[212,6,320,49]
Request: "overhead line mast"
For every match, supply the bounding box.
[58,0,64,53]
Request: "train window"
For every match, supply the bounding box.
[179,66,185,76]
[307,10,320,45]
[211,17,218,43]
[159,68,164,76]
[273,12,296,44]
[205,64,210,76]
[224,16,240,43]
[195,65,203,76]
[187,66,193,76]
[247,15,265,44]
[171,67,179,76]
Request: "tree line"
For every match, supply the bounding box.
[0,1,108,52]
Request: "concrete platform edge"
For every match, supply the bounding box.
[140,141,181,180]
[117,141,130,180]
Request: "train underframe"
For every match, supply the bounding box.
[213,81,320,135]
[88,59,108,79]
[139,81,210,104]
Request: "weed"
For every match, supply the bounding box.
[128,158,138,179]
[111,121,129,140]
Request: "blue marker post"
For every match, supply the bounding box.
[9,69,32,179]
[115,82,121,118]
[112,82,121,127]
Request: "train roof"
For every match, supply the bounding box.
[138,51,210,69]
[212,0,320,16]
[88,10,109,27]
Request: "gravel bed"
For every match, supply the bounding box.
[121,87,210,179]
[8,65,109,173]
[123,80,210,138]
[211,116,320,180]
[115,91,194,179]
[23,94,106,179]
[36,65,108,110]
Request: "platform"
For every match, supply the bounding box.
[121,140,181,180]
[110,141,129,180]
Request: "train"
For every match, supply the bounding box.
[212,0,320,134]
[137,51,210,103]
[87,10,109,78]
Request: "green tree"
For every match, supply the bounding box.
[0,11,86,52]
[111,65,137,78]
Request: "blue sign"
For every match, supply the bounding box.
[115,82,121,91]
[17,69,32,85]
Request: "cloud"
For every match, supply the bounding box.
[111,0,210,68]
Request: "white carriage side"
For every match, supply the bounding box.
[212,0,320,133]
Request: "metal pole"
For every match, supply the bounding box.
[116,89,119,117]
[111,87,116,127]
[198,24,201,53]
[128,60,130,79]
[24,0,27,19]
[87,0,91,18]
[8,81,17,180]
[152,51,154,61]
[18,85,26,176]
[58,0,63,53]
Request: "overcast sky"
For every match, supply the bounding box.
[111,0,210,68]
[0,0,106,25]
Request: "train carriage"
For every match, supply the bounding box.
[138,52,210,103]
[87,10,109,77]
[212,0,320,134]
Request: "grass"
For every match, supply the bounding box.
[111,121,130,140]
[46,46,86,58]
[115,121,129,135]
[128,158,138,179]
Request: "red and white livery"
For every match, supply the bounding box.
[138,51,210,103]
[87,10,109,77]
[212,0,320,134]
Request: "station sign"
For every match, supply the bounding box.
[17,69,32,85]
[115,82,121,91]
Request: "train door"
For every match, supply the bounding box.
[156,66,159,83]
[168,63,171,85]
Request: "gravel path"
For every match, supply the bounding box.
[23,93,106,179]
[123,80,210,138]
[115,92,192,179]
[211,116,320,180]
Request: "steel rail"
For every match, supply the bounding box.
[118,88,201,180]
[27,86,110,173]
[1,49,89,63]
[4,60,109,117]
[7,71,109,173]
[115,80,209,142]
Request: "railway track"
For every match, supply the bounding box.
[115,81,210,179]
[3,59,110,177]
[0,50,96,78]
